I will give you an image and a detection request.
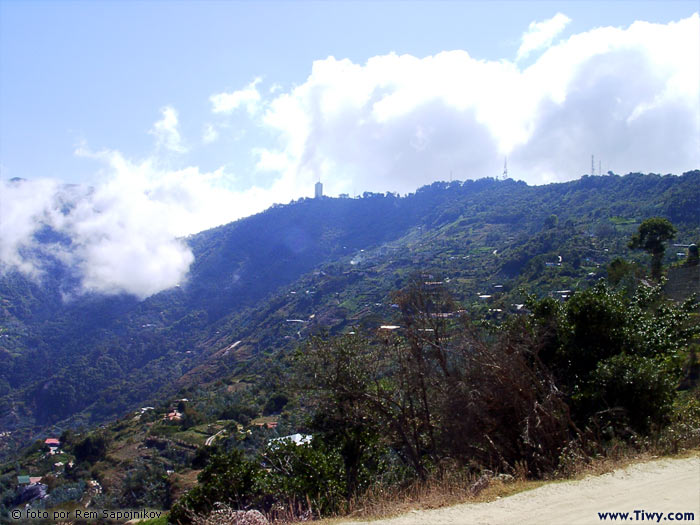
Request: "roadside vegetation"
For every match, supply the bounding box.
[169,264,699,523]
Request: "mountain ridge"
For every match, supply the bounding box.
[0,171,698,456]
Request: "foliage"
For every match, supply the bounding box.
[262,393,288,416]
[628,217,676,280]
[1,171,697,441]
[298,280,575,480]
[298,277,698,491]
[34,480,86,509]
[528,281,698,432]
[607,257,639,291]
[654,390,700,454]
[1,172,699,520]
[586,353,678,432]
[73,433,108,463]
[180,406,206,430]
[120,461,172,509]
[257,439,347,516]
[169,450,258,524]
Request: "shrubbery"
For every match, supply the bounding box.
[169,440,348,523]
[170,278,698,523]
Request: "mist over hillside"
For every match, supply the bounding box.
[0,171,698,455]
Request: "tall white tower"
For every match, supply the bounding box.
[315,181,323,198]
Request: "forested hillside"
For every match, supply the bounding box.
[0,171,698,455]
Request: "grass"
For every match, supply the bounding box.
[172,429,210,446]
[339,475,542,522]
[312,447,700,524]
[609,216,639,225]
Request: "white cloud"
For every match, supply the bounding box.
[149,106,187,153]
[252,13,698,193]
[0,149,294,299]
[210,77,262,115]
[202,123,219,144]
[2,14,698,299]
[0,177,62,278]
[517,12,571,60]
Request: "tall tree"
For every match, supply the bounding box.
[628,217,676,280]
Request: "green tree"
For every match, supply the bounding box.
[168,450,258,524]
[297,333,388,489]
[544,214,558,229]
[73,433,108,464]
[607,257,637,288]
[258,439,347,516]
[528,281,698,433]
[628,218,676,280]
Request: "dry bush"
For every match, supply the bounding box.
[434,324,577,477]
[344,467,475,519]
[339,464,534,521]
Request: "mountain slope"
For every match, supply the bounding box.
[0,171,698,454]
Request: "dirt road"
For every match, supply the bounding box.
[340,456,700,525]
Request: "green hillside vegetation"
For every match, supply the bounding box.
[168,277,699,523]
[0,171,698,521]
[1,173,698,434]
[2,272,695,523]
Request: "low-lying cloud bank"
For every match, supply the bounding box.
[0,152,288,299]
[1,13,698,299]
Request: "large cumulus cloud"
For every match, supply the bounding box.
[1,13,698,299]
[248,13,699,194]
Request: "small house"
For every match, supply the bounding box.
[165,410,182,422]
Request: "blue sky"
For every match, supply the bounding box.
[1,1,698,298]
[1,1,697,185]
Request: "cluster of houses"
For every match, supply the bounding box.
[16,475,43,485]
[15,437,71,495]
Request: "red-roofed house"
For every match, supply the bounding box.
[164,411,182,422]
[45,438,60,447]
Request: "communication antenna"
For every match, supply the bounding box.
[502,157,508,180]
[591,154,595,176]
[599,160,602,176]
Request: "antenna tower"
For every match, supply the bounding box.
[591,154,595,176]
[502,157,508,180]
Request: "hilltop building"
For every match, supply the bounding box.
[315,181,323,198]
